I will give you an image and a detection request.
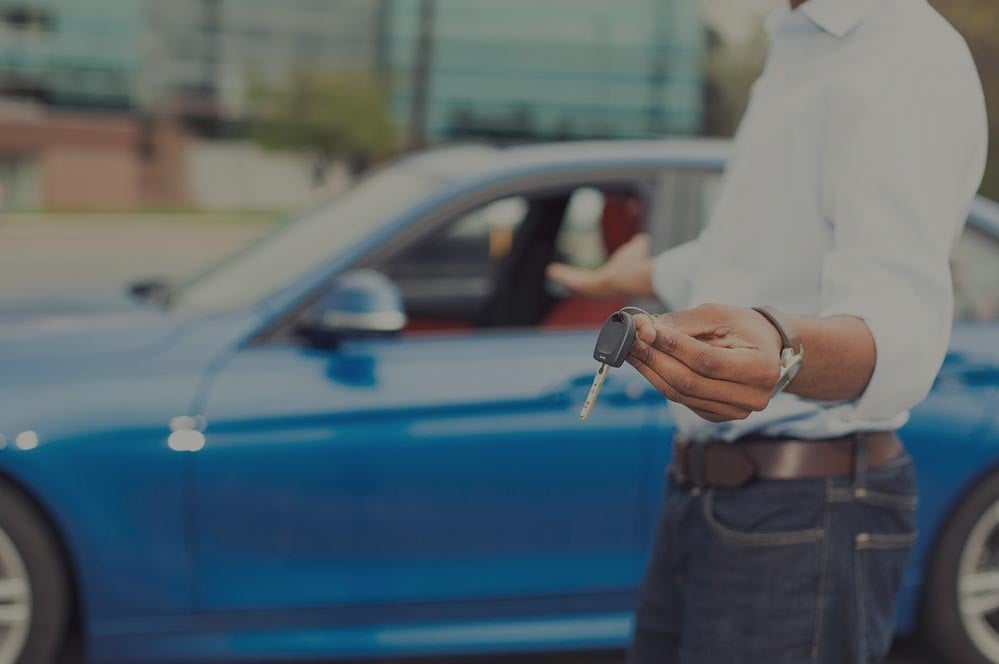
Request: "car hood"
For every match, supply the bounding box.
[0,305,260,442]
[0,308,191,369]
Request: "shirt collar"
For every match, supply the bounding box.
[797,0,886,38]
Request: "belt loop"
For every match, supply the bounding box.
[691,443,706,496]
[852,433,868,498]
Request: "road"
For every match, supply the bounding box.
[9,216,934,664]
[0,214,273,305]
[55,642,932,664]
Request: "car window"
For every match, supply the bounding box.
[394,196,530,272]
[952,223,999,322]
[542,186,652,328]
[380,183,650,333]
[648,168,724,253]
[170,165,440,313]
[555,187,609,270]
[381,196,529,328]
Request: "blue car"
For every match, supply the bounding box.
[1,140,999,664]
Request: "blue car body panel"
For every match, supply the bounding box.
[893,324,999,633]
[0,140,996,661]
[0,311,263,623]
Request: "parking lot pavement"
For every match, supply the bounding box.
[314,640,932,663]
[54,639,934,663]
[888,639,936,663]
[0,214,273,304]
[533,639,933,663]
[508,642,930,663]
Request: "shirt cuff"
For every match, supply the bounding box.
[820,293,949,423]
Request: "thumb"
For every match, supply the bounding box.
[546,263,609,297]
[633,314,657,345]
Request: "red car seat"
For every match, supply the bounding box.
[543,194,643,329]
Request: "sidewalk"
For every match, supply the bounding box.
[0,213,274,301]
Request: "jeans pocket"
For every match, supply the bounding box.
[864,453,919,509]
[703,482,827,546]
[687,483,827,663]
[853,515,917,663]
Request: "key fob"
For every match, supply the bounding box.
[593,311,637,368]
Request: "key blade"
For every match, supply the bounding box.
[580,364,609,420]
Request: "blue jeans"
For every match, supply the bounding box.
[628,446,918,664]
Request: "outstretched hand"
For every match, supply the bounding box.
[546,233,655,298]
[627,304,783,422]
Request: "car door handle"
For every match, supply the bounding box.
[937,353,999,386]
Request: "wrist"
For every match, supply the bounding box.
[753,308,785,353]
[752,306,805,395]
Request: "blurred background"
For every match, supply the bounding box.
[0,0,994,306]
[0,2,997,664]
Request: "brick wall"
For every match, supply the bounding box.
[0,108,188,210]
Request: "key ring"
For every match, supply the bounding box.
[618,306,657,324]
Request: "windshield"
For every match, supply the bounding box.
[169,165,441,312]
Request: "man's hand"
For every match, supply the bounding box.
[546,233,655,298]
[627,304,783,422]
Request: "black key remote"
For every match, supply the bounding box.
[581,311,637,419]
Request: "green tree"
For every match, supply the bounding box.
[929,0,999,199]
[701,25,769,138]
[251,71,398,173]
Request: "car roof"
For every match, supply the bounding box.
[400,139,732,182]
[400,138,999,239]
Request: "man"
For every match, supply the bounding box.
[547,0,987,662]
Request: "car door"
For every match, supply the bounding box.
[191,174,664,624]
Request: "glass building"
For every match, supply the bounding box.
[383,0,705,142]
[0,0,705,141]
[0,0,142,108]
[142,0,382,120]
[0,0,382,115]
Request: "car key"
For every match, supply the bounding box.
[580,310,638,420]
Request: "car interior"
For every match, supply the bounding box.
[380,185,648,335]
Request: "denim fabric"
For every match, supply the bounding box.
[628,449,918,664]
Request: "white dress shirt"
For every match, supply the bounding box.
[652,0,988,442]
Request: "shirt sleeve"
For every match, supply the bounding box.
[651,239,702,310]
[819,52,988,422]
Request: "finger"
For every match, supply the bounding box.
[628,358,750,421]
[689,407,735,424]
[546,263,610,297]
[629,338,771,412]
[654,307,722,339]
[626,356,752,421]
[630,337,770,411]
[647,321,775,385]
[634,314,657,344]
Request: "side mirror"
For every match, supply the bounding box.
[299,270,407,341]
[128,277,169,302]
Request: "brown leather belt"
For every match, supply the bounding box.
[670,432,903,489]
